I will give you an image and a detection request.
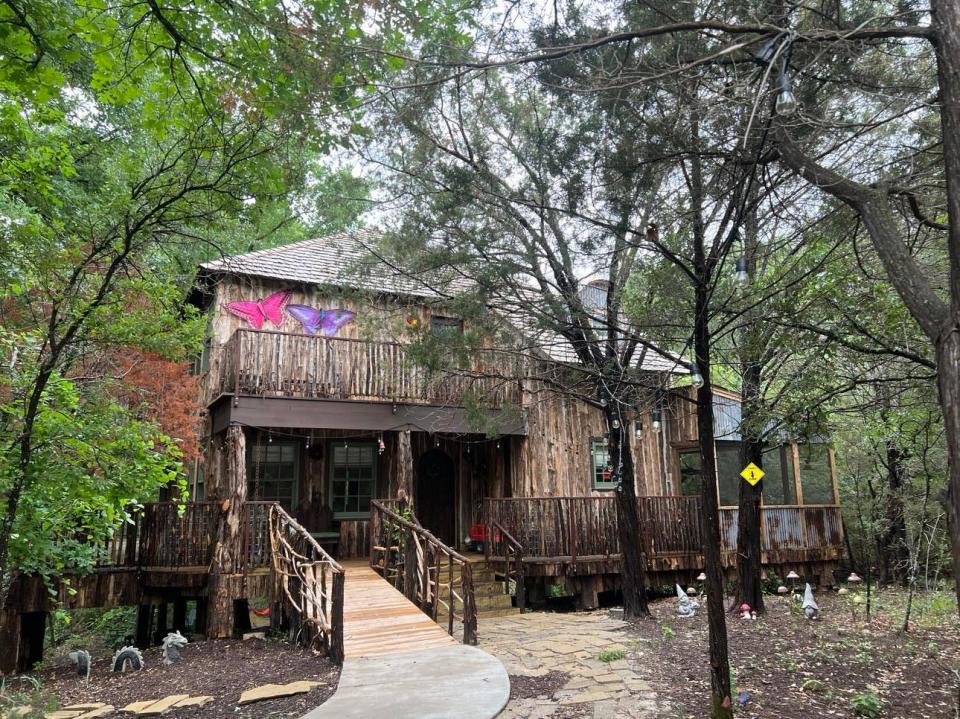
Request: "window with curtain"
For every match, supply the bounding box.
[330,443,376,518]
[248,440,299,510]
[591,438,615,490]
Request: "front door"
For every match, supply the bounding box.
[416,449,456,545]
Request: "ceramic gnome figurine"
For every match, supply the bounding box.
[801,583,820,620]
[676,583,699,617]
[162,631,188,665]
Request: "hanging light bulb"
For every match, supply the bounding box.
[435,435,440,447]
[267,432,273,444]
[634,422,643,439]
[378,435,385,455]
[651,409,662,432]
[775,71,798,116]
[734,256,750,287]
[612,418,621,429]
[690,366,705,388]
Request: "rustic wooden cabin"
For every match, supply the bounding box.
[0,229,845,673]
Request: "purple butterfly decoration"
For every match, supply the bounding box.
[286,305,356,336]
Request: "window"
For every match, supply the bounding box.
[678,448,701,497]
[248,441,299,509]
[191,338,211,376]
[331,443,376,518]
[761,444,797,505]
[715,442,741,506]
[591,438,615,490]
[798,443,835,504]
[430,316,463,338]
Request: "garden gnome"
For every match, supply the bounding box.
[676,584,699,617]
[68,649,91,681]
[801,583,819,620]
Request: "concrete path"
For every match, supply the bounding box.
[302,644,510,719]
[301,562,509,719]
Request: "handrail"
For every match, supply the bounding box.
[489,518,525,611]
[369,499,477,645]
[269,504,345,664]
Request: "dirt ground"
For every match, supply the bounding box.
[628,588,960,718]
[9,638,339,718]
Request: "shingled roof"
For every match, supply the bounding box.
[199,229,686,375]
[199,228,473,299]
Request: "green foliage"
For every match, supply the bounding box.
[0,357,183,582]
[597,649,626,662]
[851,692,882,718]
[661,625,675,640]
[50,606,137,652]
[800,678,824,693]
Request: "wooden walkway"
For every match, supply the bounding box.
[341,561,457,659]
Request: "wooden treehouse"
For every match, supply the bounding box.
[1,230,845,673]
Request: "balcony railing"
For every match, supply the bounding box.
[483,496,844,569]
[217,329,522,408]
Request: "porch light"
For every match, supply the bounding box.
[612,418,621,429]
[651,409,662,432]
[775,71,798,116]
[734,256,750,287]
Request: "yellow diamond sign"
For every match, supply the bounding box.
[740,462,765,486]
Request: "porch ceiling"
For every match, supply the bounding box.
[209,394,528,436]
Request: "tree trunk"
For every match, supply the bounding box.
[932,0,960,612]
[394,430,414,506]
[207,424,247,638]
[878,439,909,584]
[609,410,650,618]
[695,283,734,718]
[734,304,765,613]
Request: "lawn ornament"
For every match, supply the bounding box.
[801,583,819,620]
[686,586,697,596]
[286,306,355,336]
[162,631,188,665]
[738,603,754,620]
[68,649,91,681]
[838,587,849,595]
[676,584,699,617]
[112,646,144,672]
[737,691,750,706]
[776,585,789,595]
[223,290,290,329]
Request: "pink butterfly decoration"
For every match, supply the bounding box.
[286,305,356,336]
[223,290,291,329]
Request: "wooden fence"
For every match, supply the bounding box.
[218,328,522,408]
[483,496,843,569]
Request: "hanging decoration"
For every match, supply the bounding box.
[223,290,291,329]
[286,305,356,336]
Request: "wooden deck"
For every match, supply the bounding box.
[341,561,457,659]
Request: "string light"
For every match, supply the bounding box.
[651,409,662,432]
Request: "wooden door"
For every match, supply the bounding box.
[416,449,456,544]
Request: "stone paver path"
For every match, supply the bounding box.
[478,610,669,718]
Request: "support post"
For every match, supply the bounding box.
[0,608,20,674]
[207,424,247,639]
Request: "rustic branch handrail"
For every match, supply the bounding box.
[369,499,477,645]
[489,518,525,611]
[483,496,845,567]
[269,504,344,664]
[218,328,522,408]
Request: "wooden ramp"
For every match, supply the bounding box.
[341,562,457,659]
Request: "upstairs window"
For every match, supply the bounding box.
[330,443,376,518]
[798,443,835,504]
[678,448,701,497]
[591,438,616,490]
[761,444,797,505]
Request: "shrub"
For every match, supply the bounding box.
[598,649,626,662]
[851,692,882,718]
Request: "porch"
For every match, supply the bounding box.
[482,496,845,582]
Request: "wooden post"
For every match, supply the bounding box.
[395,430,413,505]
[403,529,417,603]
[329,571,345,665]
[207,424,247,639]
[461,563,478,646]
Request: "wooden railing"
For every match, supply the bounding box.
[369,500,477,645]
[94,502,275,572]
[483,496,844,568]
[269,504,345,663]
[218,328,522,408]
[489,519,525,611]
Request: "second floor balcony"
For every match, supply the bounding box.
[212,328,523,410]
